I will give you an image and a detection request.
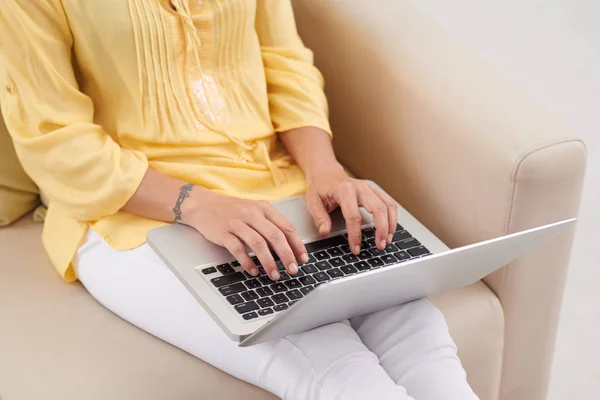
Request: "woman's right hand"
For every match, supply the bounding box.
[185,191,309,281]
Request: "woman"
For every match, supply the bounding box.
[0,1,478,399]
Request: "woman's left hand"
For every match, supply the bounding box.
[305,168,398,255]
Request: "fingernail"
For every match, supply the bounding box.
[300,253,309,264]
[380,240,386,249]
[270,270,280,280]
[250,268,259,276]
[388,234,393,244]
[353,245,361,255]
[289,263,298,274]
[319,224,326,234]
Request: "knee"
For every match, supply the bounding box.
[403,298,449,332]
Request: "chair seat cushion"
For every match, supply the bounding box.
[0,216,503,400]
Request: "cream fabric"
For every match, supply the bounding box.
[291,1,586,399]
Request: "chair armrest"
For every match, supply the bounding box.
[292,1,587,400]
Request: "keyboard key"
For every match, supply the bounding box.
[226,294,243,305]
[367,258,384,267]
[275,261,286,271]
[291,268,305,277]
[273,304,289,312]
[307,254,317,263]
[342,254,359,263]
[271,283,287,293]
[327,247,344,257]
[231,261,241,267]
[300,286,314,295]
[341,265,358,275]
[259,276,273,285]
[286,289,303,300]
[368,248,386,257]
[234,301,259,314]
[305,235,347,253]
[257,297,275,308]
[363,228,376,238]
[202,267,217,275]
[272,293,289,304]
[302,264,318,274]
[340,244,351,253]
[245,279,261,289]
[217,265,235,275]
[284,279,301,289]
[327,268,344,278]
[299,275,316,286]
[329,257,345,267]
[385,243,398,253]
[392,230,412,242]
[243,312,258,320]
[395,238,420,250]
[358,251,371,260]
[241,290,259,301]
[354,261,370,271]
[256,286,274,297]
[381,254,398,264]
[258,308,274,316]
[218,282,246,296]
[211,272,245,288]
[250,256,260,266]
[363,237,376,248]
[314,251,329,260]
[288,301,298,307]
[316,261,332,271]
[408,246,431,257]
[395,223,404,231]
[314,272,331,282]
[279,271,291,281]
[394,251,411,261]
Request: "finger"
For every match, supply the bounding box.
[221,232,259,277]
[336,182,362,255]
[306,192,332,237]
[373,189,398,243]
[247,213,300,276]
[228,220,280,281]
[357,185,389,250]
[260,202,309,266]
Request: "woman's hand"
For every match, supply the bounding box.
[306,167,398,255]
[185,191,309,281]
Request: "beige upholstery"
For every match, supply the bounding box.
[292,1,586,399]
[0,1,585,399]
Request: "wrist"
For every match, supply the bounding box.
[179,185,219,227]
[305,160,346,184]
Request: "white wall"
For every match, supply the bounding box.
[410,1,600,399]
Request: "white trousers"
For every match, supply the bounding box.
[74,230,478,400]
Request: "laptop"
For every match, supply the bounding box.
[147,181,575,347]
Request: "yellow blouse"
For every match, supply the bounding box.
[0,0,330,282]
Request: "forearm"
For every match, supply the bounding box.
[121,168,211,226]
[278,126,344,181]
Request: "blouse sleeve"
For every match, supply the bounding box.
[255,0,332,136]
[0,0,148,222]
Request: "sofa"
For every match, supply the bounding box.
[0,1,586,399]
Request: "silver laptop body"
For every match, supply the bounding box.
[147,181,575,346]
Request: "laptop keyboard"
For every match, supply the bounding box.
[200,224,431,322]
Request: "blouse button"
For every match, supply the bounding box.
[6,83,16,95]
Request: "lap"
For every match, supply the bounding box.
[74,229,476,400]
